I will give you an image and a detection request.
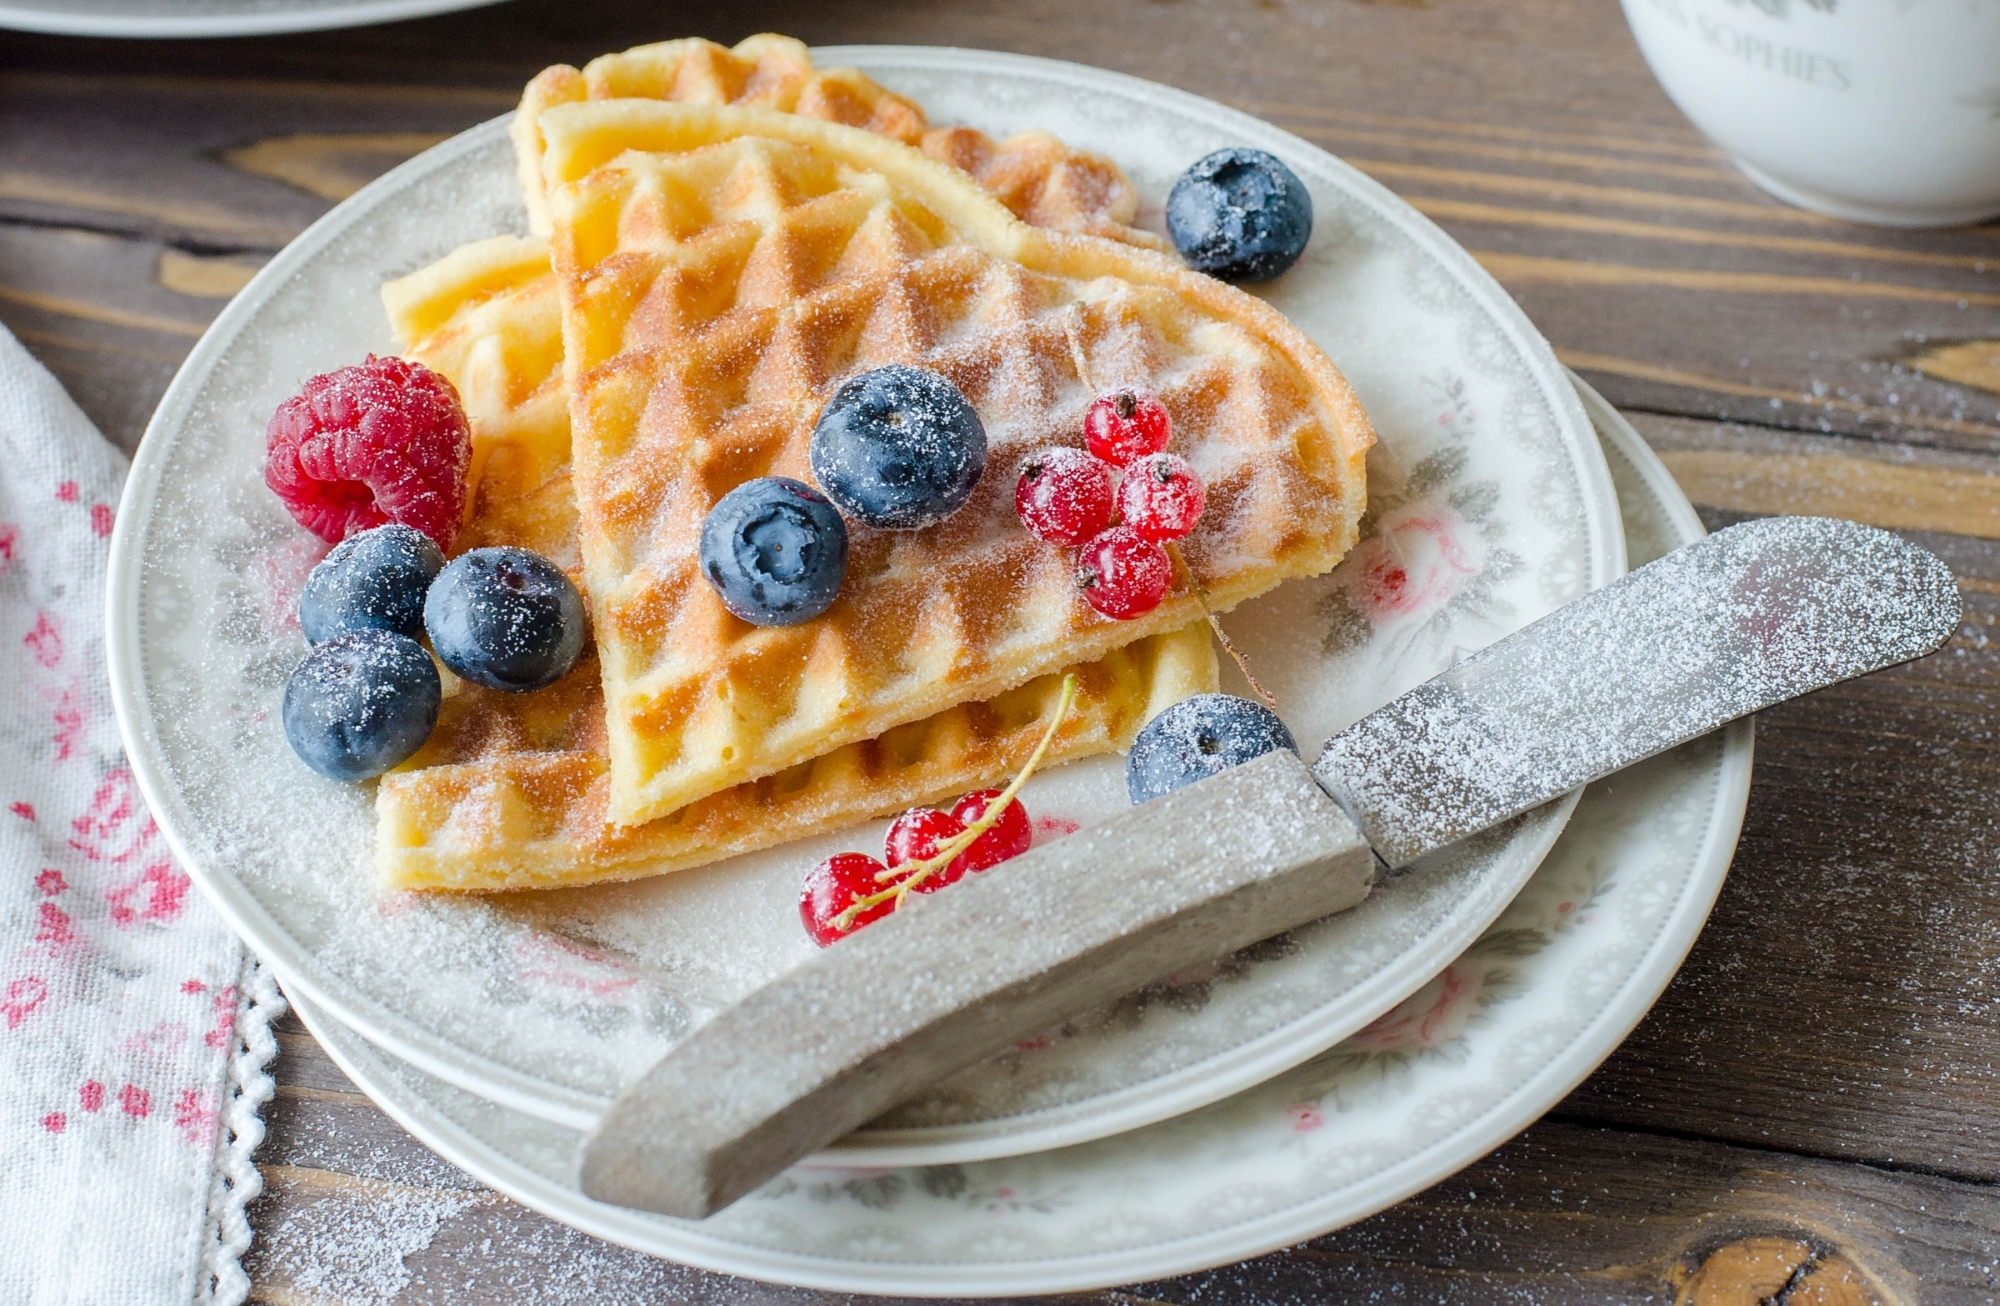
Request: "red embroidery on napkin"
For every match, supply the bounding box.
[204,986,237,1051]
[42,1112,64,1133]
[106,864,190,928]
[33,903,73,950]
[3,976,47,1029]
[35,870,64,896]
[174,1087,218,1147]
[181,979,205,994]
[24,612,61,669]
[72,770,141,861]
[80,1081,104,1112]
[117,1084,150,1118]
[12,802,33,821]
[89,505,113,539]
[54,482,77,504]
[50,685,84,761]
[69,768,179,869]
[71,771,194,926]
[0,524,17,566]
[120,1022,188,1057]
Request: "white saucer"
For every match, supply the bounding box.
[0,0,508,38]
[106,47,1623,1166]
[285,378,1749,1296]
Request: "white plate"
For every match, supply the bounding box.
[0,0,506,38]
[287,380,1749,1297]
[106,48,1622,1165]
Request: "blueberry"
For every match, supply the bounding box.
[298,523,445,645]
[424,547,586,692]
[1126,693,1299,803]
[282,630,441,782]
[1166,148,1313,284]
[700,477,850,627]
[809,365,987,530]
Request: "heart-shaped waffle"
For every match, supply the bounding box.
[542,102,1374,827]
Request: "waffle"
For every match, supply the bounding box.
[373,233,1218,892]
[542,102,1374,827]
[378,633,1213,893]
[513,34,1166,251]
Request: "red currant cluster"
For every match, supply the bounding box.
[1014,390,1206,620]
[799,787,1034,946]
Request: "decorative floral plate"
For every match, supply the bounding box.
[105,48,1623,1166]
[287,379,1749,1296]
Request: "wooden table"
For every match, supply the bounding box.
[7,0,1999,1299]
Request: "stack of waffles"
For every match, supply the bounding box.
[373,36,1374,894]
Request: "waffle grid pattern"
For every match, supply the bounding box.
[373,190,1218,893]
[545,104,1371,827]
[377,630,1213,892]
[513,34,1165,251]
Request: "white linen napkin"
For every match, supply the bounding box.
[0,324,282,1306]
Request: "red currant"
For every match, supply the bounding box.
[1117,453,1206,542]
[800,851,895,946]
[1076,526,1172,620]
[885,806,971,890]
[1015,448,1115,546]
[950,789,1033,871]
[1083,390,1171,468]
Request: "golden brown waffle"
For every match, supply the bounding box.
[513,33,1166,250]
[543,102,1373,828]
[378,632,1213,893]
[379,234,574,567]
[373,233,1218,892]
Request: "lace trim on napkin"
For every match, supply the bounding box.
[194,955,287,1306]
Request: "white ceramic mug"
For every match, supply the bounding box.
[1621,0,2000,228]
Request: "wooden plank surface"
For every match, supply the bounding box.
[249,1010,2000,1305]
[5,0,1995,453]
[5,0,1999,1300]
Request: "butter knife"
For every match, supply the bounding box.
[578,515,1960,1219]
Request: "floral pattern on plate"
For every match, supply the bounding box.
[285,382,1753,1295]
[107,47,1623,1165]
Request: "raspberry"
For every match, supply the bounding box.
[1083,390,1171,468]
[950,789,1032,871]
[265,356,471,551]
[800,851,895,946]
[885,806,971,890]
[1077,525,1172,620]
[1015,447,1115,546]
[1117,453,1206,541]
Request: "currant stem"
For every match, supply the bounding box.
[1164,541,1279,711]
[832,672,1080,932]
[1064,310,1098,392]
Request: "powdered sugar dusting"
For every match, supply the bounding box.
[252,1176,476,1305]
[1318,517,1960,866]
[117,54,1620,1152]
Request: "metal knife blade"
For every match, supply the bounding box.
[578,517,1960,1220]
